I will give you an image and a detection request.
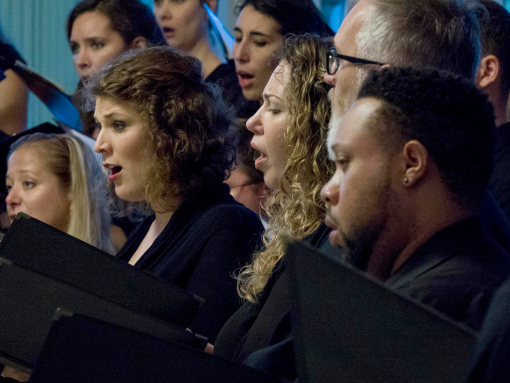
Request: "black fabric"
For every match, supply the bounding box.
[217,218,510,380]
[116,184,264,342]
[385,216,510,331]
[213,224,340,380]
[490,122,510,223]
[205,60,259,120]
[466,275,510,383]
[214,259,289,363]
[480,191,510,255]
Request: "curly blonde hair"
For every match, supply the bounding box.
[237,34,333,302]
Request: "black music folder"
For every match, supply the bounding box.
[286,240,476,383]
[0,213,203,327]
[0,260,206,372]
[29,310,284,383]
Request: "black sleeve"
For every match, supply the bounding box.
[186,211,263,343]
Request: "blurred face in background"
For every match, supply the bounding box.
[69,11,128,85]
[154,0,212,53]
[233,4,284,101]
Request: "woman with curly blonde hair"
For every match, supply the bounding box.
[236,34,334,303]
[213,34,334,380]
[91,46,264,342]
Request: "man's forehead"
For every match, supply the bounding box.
[333,98,382,146]
[334,0,372,52]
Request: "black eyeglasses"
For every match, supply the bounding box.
[326,48,385,75]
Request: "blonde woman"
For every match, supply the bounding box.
[6,133,113,253]
[213,34,335,380]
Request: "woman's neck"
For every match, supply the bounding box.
[152,209,174,235]
[128,209,174,266]
[188,36,223,79]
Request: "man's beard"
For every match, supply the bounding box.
[341,222,384,271]
[339,174,391,272]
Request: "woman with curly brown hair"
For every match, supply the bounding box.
[91,46,264,343]
[213,34,335,380]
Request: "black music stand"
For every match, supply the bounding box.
[0,213,203,328]
[30,310,284,383]
[0,260,206,373]
[287,240,476,383]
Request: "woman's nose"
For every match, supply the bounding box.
[246,106,263,135]
[5,185,20,205]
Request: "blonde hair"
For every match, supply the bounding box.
[10,133,114,253]
[237,34,333,302]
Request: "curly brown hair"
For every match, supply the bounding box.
[237,34,334,302]
[89,46,236,213]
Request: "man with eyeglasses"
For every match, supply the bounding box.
[323,0,483,145]
[323,0,510,248]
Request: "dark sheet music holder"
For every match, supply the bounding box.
[30,310,284,383]
[286,241,476,383]
[0,213,203,327]
[0,261,206,372]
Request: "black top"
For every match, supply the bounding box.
[116,184,264,342]
[213,224,342,381]
[385,216,510,330]
[466,274,510,383]
[206,60,259,120]
[490,122,510,222]
[215,217,510,380]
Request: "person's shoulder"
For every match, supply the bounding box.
[201,199,263,229]
[205,62,236,85]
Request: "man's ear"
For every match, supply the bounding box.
[130,36,147,50]
[205,0,218,13]
[476,54,500,89]
[401,140,428,187]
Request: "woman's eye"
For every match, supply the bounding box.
[70,43,79,54]
[254,40,268,48]
[91,41,105,50]
[267,108,281,115]
[113,121,126,132]
[336,158,348,170]
[23,181,35,189]
[5,185,12,193]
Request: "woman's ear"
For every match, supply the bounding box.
[130,36,148,50]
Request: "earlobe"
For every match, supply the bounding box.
[402,140,427,187]
[130,36,147,50]
[476,55,500,89]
